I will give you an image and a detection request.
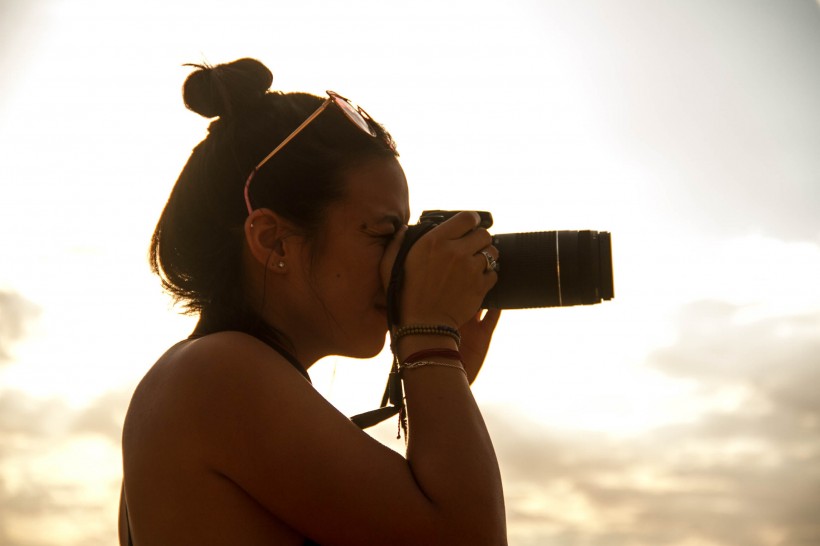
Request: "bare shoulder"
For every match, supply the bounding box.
[126,330,321,440]
[164,330,301,378]
[134,331,306,393]
[123,331,448,545]
[125,329,378,482]
[122,331,335,541]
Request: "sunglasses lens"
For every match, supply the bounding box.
[332,95,377,137]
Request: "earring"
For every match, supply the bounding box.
[277,261,285,269]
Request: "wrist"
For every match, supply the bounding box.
[391,324,461,348]
[399,312,460,331]
[394,334,459,362]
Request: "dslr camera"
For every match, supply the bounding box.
[353,209,615,429]
[417,210,614,309]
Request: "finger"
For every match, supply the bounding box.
[430,211,481,240]
[483,244,499,261]
[476,246,501,275]
[460,227,494,253]
[480,308,502,334]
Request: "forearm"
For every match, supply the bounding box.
[397,336,507,544]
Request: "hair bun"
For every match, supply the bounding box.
[183,58,273,119]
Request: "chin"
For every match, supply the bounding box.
[351,339,388,359]
[345,331,388,359]
[335,310,388,359]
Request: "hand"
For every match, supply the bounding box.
[459,309,501,384]
[393,212,498,328]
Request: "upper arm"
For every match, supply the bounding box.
[180,333,443,545]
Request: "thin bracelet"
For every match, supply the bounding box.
[393,324,461,347]
[400,360,467,376]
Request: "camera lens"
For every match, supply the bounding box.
[482,230,614,309]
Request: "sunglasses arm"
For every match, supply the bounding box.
[243,98,333,214]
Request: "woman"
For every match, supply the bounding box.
[120,58,506,545]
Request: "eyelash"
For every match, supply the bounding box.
[367,223,403,245]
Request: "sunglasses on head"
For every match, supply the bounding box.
[243,90,394,215]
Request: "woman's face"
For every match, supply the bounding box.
[289,157,410,361]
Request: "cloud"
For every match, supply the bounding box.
[485,300,820,546]
[0,290,40,363]
[650,300,820,420]
[70,388,132,444]
[489,414,820,545]
[0,390,68,446]
[0,390,69,545]
[0,388,128,546]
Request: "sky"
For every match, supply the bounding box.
[1,0,819,544]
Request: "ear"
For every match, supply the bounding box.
[244,209,300,273]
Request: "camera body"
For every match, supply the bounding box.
[417,210,614,309]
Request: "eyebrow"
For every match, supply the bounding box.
[365,214,405,229]
[381,214,405,226]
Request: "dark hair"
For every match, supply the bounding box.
[149,58,398,330]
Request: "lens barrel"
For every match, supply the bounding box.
[482,230,614,309]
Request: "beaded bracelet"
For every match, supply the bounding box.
[400,360,467,376]
[393,324,461,347]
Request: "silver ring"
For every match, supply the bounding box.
[481,250,499,273]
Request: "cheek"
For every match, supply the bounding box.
[352,250,388,293]
[320,243,386,298]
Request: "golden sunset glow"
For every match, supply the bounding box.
[1,1,819,544]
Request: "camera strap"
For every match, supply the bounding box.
[349,221,437,432]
